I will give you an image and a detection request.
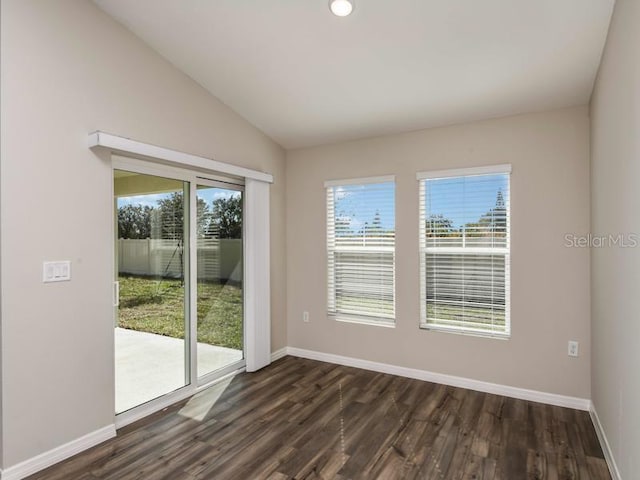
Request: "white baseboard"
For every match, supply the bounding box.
[589,404,621,480]
[286,347,591,411]
[1,424,116,480]
[271,347,288,362]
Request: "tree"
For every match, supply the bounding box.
[118,192,242,241]
[208,195,242,239]
[157,192,184,240]
[358,209,396,245]
[118,204,153,239]
[153,192,207,284]
[465,189,507,238]
[369,210,383,234]
[157,192,209,240]
[486,189,507,235]
[425,214,457,237]
[334,215,352,236]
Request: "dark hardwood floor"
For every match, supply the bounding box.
[29,356,610,479]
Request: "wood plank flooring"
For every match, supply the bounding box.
[29,356,610,479]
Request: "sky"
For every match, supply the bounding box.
[333,174,508,231]
[119,175,506,231]
[425,174,508,228]
[334,182,396,231]
[117,187,241,210]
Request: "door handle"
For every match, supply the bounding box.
[113,281,120,307]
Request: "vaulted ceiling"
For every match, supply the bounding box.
[94,0,614,149]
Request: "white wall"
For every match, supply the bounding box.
[0,0,286,469]
[287,106,591,399]
[590,0,640,476]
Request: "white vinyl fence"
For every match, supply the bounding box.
[117,238,242,282]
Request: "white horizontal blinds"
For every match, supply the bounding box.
[419,170,510,336]
[327,179,395,323]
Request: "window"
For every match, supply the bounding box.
[326,176,395,326]
[418,165,511,337]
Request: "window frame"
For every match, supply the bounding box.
[325,175,396,327]
[417,164,511,338]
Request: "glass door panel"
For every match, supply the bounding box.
[114,170,190,414]
[196,185,244,378]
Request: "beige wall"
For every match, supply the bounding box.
[0,0,614,473]
[287,106,591,398]
[590,0,640,476]
[0,0,286,469]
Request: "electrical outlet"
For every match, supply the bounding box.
[568,340,579,357]
[303,311,310,323]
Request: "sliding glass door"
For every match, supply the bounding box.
[113,163,245,415]
[196,184,244,380]
[114,170,190,414]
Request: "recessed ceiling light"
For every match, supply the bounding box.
[329,0,354,17]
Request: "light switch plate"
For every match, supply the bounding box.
[43,261,71,283]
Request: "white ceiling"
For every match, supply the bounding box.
[94,0,614,149]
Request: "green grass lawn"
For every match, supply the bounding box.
[333,296,505,333]
[117,275,243,350]
[426,303,505,331]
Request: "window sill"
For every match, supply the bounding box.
[331,315,396,328]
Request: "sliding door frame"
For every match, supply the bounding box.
[112,155,247,428]
[193,177,246,387]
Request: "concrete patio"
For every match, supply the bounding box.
[115,327,242,413]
